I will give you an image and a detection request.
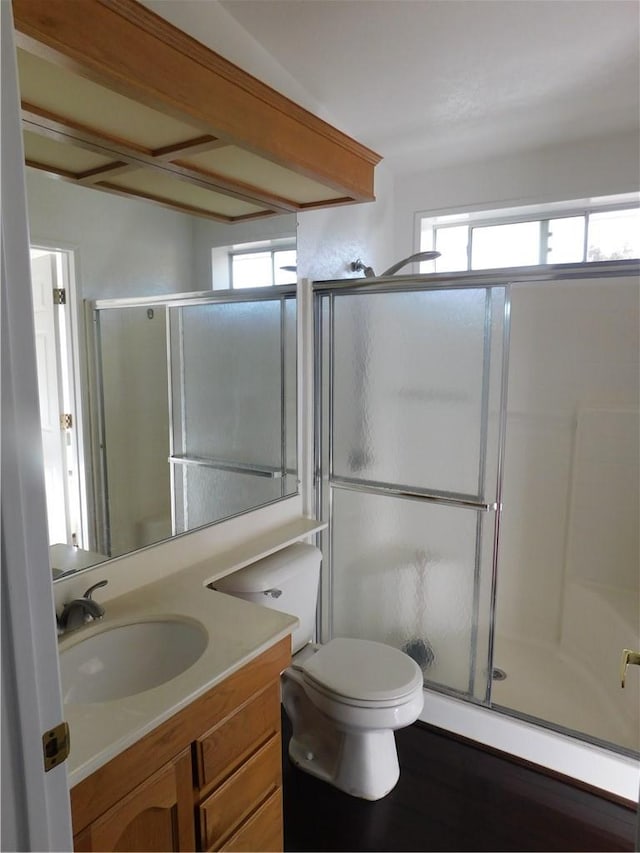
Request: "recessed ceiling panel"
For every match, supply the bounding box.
[106,169,268,218]
[182,146,344,204]
[23,130,115,173]
[18,49,204,151]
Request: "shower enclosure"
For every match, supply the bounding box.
[91,288,297,559]
[315,261,639,757]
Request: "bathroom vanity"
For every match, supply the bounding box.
[55,530,315,853]
[71,637,289,852]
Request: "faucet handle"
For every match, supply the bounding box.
[620,648,640,688]
[83,579,108,600]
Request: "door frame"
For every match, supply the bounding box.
[29,244,89,550]
[1,3,73,848]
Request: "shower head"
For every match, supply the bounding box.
[350,250,440,278]
[380,251,440,276]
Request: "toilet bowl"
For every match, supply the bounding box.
[283,637,424,800]
[213,544,425,800]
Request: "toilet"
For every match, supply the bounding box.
[213,543,424,800]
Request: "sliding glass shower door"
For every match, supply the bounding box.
[168,295,297,533]
[317,283,508,702]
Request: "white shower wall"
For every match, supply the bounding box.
[494,275,640,750]
[496,277,639,645]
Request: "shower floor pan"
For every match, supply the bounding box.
[491,634,639,752]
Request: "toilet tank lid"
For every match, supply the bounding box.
[213,543,321,593]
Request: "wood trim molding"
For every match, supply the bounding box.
[22,107,297,213]
[13,0,381,205]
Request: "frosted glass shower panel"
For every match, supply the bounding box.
[332,288,488,496]
[97,305,171,557]
[176,300,283,467]
[172,465,294,532]
[169,295,297,534]
[331,487,484,695]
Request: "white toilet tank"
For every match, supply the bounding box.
[213,543,322,653]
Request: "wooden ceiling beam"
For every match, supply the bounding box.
[12,0,381,202]
[23,156,277,223]
[76,162,136,185]
[22,108,297,213]
[152,136,228,161]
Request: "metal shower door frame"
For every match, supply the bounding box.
[166,291,293,533]
[313,276,511,705]
[90,285,297,552]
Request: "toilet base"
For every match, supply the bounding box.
[289,727,400,801]
[282,670,406,801]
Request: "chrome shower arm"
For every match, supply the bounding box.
[351,251,440,279]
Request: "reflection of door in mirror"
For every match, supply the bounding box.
[30,247,101,577]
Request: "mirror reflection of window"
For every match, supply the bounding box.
[229,243,297,288]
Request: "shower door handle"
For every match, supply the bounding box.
[619,649,640,688]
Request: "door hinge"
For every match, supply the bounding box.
[42,721,70,772]
[60,413,73,430]
[53,288,66,305]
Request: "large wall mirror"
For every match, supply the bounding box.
[26,170,298,580]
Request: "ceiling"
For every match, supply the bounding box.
[215,0,640,174]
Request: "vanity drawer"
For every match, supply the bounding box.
[196,681,280,791]
[218,788,283,853]
[199,735,281,851]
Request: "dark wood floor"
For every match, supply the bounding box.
[281,713,637,852]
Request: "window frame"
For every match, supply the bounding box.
[417,195,640,273]
[228,241,297,289]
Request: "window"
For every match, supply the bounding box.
[418,195,640,273]
[229,245,296,288]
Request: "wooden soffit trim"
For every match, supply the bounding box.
[12,0,382,205]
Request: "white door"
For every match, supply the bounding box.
[31,252,69,544]
[1,2,74,849]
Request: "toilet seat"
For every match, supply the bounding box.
[302,637,423,708]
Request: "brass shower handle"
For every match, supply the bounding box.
[620,649,640,688]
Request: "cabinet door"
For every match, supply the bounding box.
[219,788,283,853]
[74,749,194,852]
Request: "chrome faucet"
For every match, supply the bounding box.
[57,579,108,636]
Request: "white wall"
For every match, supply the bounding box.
[26,171,198,299]
[498,276,639,639]
[297,162,395,281]
[394,129,640,259]
[493,275,639,749]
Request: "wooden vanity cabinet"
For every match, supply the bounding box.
[72,749,195,852]
[70,637,290,853]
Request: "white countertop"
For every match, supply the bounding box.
[60,564,298,787]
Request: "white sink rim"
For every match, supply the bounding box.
[59,618,208,704]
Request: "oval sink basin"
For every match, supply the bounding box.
[60,619,208,704]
